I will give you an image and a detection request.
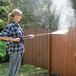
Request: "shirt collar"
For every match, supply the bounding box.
[10,21,19,27]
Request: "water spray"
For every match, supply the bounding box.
[51,0,76,30]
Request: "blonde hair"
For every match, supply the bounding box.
[8,9,22,23]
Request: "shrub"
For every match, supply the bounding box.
[0,55,2,63]
[0,19,4,28]
[2,53,10,62]
[0,53,10,63]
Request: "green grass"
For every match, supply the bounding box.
[0,63,48,76]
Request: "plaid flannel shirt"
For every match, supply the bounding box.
[0,21,24,54]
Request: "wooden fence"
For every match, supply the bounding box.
[23,27,52,69]
[50,27,76,76]
[23,27,76,76]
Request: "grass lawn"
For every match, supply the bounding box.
[0,63,48,76]
[0,40,48,76]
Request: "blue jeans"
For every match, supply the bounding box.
[7,53,21,76]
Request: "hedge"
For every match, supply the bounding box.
[0,53,10,63]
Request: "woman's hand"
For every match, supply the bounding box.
[28,34,35,39]
[24,34,35,39]
[14,38,20,42]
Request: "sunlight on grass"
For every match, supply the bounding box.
[36,67,41,70]
[0,63,48,76]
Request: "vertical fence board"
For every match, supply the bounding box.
[70,27,76,76]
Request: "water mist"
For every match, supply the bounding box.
[51,0,76,30]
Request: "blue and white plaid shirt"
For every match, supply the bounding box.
[0,21,24,54]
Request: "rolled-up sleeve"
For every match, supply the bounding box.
[0,24,13,37]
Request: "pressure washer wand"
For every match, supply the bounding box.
[22,33,52,38]
[22,35,33,38]
[34,33,52,36]
[22,30,68,38]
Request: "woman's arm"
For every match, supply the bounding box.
[0,36,20,42]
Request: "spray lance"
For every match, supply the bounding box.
[21,30,68,39]
[19,33,52,41]
[22,33,52,38]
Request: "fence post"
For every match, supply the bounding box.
[48,30,52,75]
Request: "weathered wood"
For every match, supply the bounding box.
[23,27,52,69]
[23,27,76,76]
[50,27,76,76]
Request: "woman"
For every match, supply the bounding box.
[0,9,34,76]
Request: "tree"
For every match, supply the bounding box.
[0,0,13,30]
[10,0,59,30]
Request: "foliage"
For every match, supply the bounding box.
[2,53,10,62]
[0,54,10,63]
[47,11,59,30]
[0,63,48,76]
[0,6,8,28]
[0,40,6,55]
[0,40,8,63]
[11,0,59,30]
[0,0,59,30]
[0,0,13,29]
[0,55,2,63]
[0,19,4,28]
